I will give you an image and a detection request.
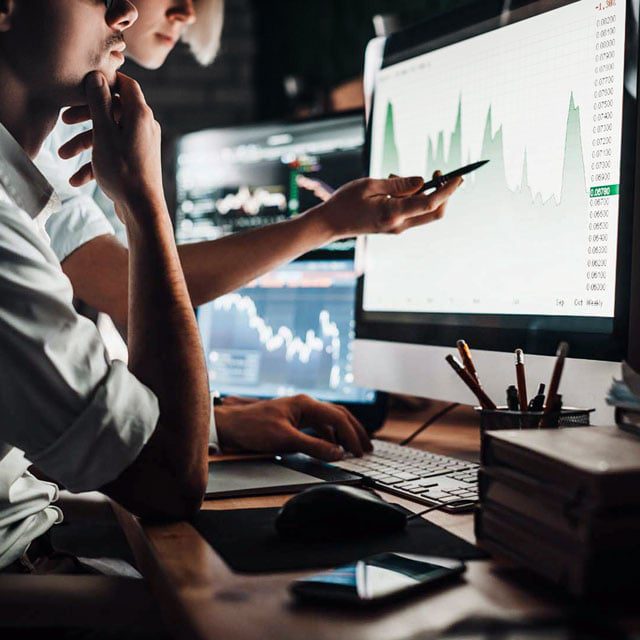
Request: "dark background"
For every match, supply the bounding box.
[121,0,486,136]
[120,0,537,209]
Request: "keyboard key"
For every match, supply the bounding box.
[415,470,449,478]
[397,481,423,491]
[420,489,451,501]
[392,472,419,481]
[416,479,439,488]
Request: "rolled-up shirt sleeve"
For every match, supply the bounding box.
[36,119,115,263]
[0,203,159,492]
[45,193,114,263]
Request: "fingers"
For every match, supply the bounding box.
[69,163,95,187]
[298,397,369,457]
[115,72,149,116]
[404,174,448,229]
[308,409,372,453]
[425,175,463,210]
[367,176,424,197]
[395,205,447,232]
[308,423,338,444]
[62,106,91,125]
[387,176,462,220]
[58,129,93,160]
[84,71,113,135]
[334,404,372,453]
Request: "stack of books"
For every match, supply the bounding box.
[607,362,640,436]
[475,426,640,598]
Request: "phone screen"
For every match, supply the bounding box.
[291,553,465,604]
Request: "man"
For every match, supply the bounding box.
[0,0,461,570]
[38,0,461,459]
[0,0,211,569]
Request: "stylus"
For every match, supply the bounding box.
[415,160,490,193]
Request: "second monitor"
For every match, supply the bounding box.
[196,259,384,429]
[174,112,365,255]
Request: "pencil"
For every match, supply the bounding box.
[540,342,569,428]
[446,355,497,410]
[457,340,480,385]
[515,349,528,412]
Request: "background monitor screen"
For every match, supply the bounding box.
[175,113,365,255]
[358,0,638,361]
[198,260,376,404]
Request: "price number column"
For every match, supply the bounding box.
[587,1,620,311]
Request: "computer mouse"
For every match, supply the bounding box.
[274,485,408,541]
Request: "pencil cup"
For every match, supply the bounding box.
[476,407,594,431]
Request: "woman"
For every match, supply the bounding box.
[36,0,460,458]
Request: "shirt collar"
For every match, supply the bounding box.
[0,121,60,221]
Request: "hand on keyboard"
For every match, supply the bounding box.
[214,395,372,460]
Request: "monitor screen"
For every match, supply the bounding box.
[198,260,376,404]
[359,0,638,361]
[174,114,365,255]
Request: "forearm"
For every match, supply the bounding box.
[124,197,210,492]
[179,208,334,304]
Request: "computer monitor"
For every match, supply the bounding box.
[355,0,640,421]
[197,259,386,428]
[174,113,365,255]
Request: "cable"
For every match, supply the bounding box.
[407,499,476,520]
[399,402,460,446]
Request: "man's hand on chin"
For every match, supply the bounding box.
[214,395,373,461]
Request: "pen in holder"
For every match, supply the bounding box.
[475,406,594,432]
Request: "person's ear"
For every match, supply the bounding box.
[0,0,16,33]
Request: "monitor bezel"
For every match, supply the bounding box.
[357,0,640,362]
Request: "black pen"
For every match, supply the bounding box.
[416,160,489,193]
[528,384,546,412]
[506,385,519,411]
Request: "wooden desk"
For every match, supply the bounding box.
[114,403,575,640]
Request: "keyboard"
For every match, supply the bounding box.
[331,440,479,512]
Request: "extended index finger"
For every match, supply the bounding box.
[387,176,462,219]
[84,72,115,136]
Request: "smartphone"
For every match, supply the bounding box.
[290,553,465,606]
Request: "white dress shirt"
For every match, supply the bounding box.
[0,122,160,570]
[36,118,221,451]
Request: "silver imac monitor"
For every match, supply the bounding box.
[355,0,640,421]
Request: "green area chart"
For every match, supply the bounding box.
[379,94,594,210]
